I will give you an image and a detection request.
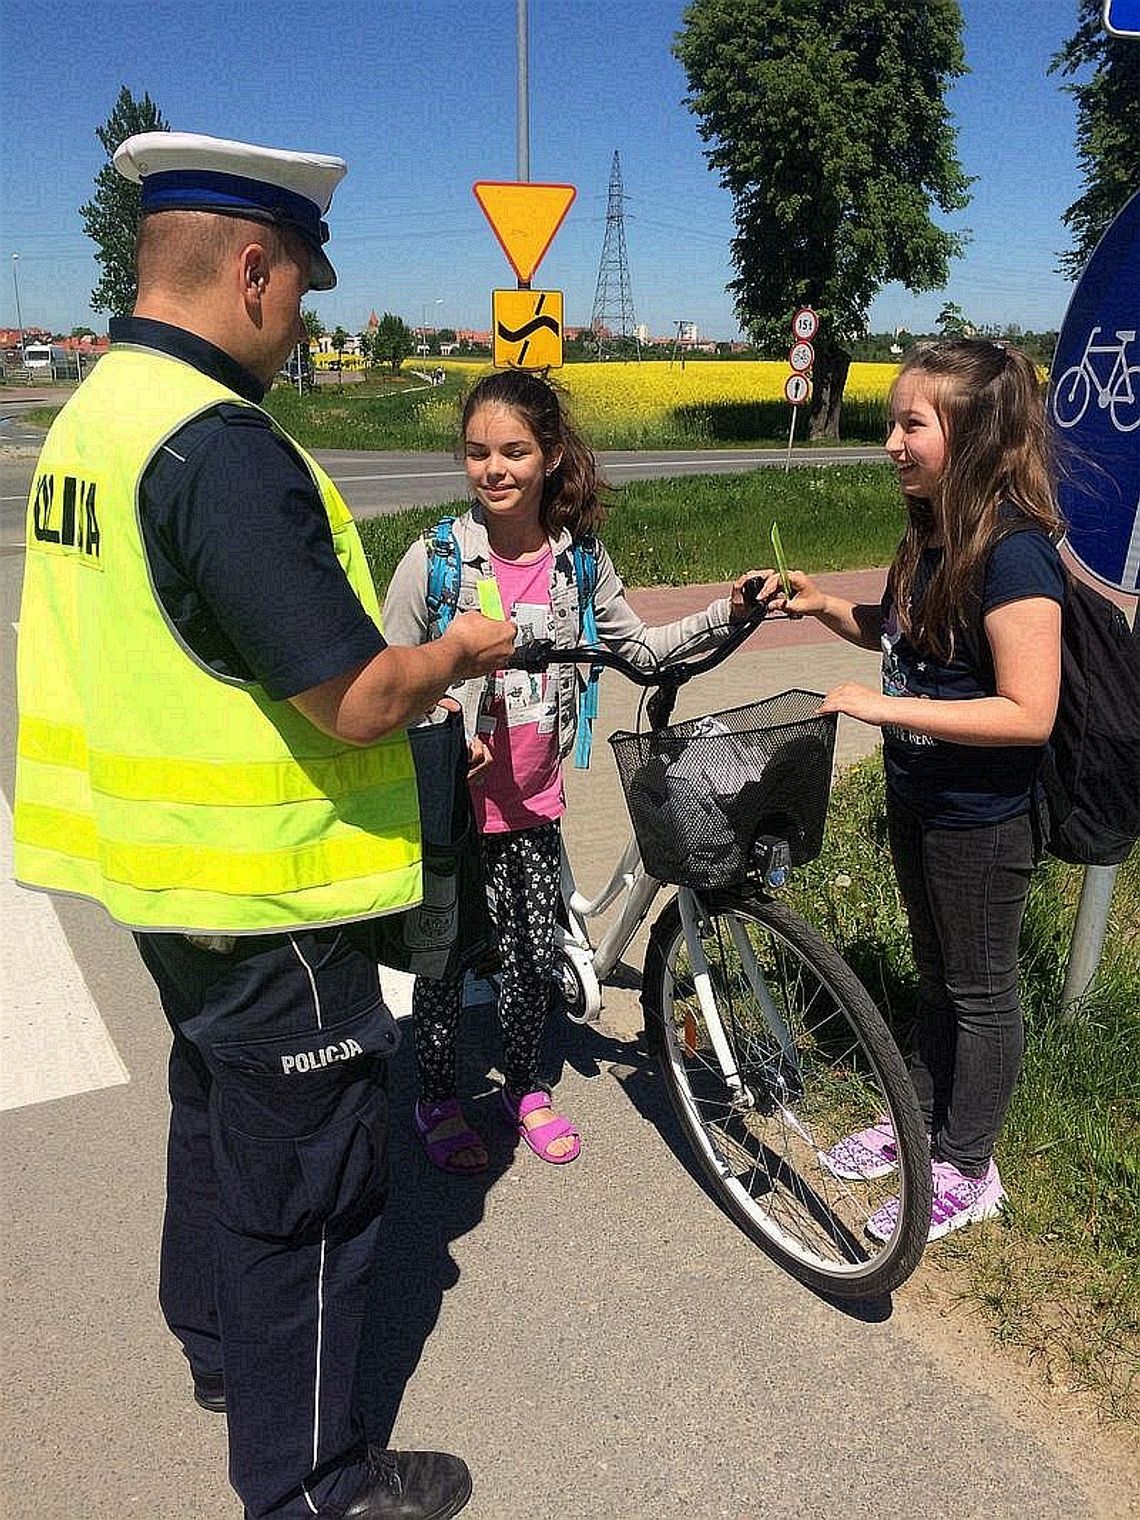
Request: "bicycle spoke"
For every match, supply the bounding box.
[648,896,931,1295]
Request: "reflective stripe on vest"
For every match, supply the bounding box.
[13,346,421,932]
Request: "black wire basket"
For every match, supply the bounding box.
[609,690,838,890]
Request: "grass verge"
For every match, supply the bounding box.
[357,461,903,588]
[787,757,1139,1425]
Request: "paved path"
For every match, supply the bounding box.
[4,558,1130,1516]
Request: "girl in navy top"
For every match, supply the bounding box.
[766,340,1065,1242]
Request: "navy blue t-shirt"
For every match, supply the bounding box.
[112,316,385,700]
[881,525,1065,825]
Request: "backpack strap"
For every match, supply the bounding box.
[572,536,602,770]
[425,516,460,636]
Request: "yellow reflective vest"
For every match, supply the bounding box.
[14,345,422,932]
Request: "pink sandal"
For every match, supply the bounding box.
[413,1098,488,1176]
[500,1087,581,1165]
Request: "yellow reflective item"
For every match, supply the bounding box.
[13,347,422,932]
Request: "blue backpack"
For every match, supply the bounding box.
[424,516,603,768]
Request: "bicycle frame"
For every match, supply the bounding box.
[556,813,806,1096]
[555,831,663,1023]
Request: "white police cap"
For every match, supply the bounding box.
[113,131,347,291]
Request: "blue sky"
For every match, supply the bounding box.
[2,0,1087,343]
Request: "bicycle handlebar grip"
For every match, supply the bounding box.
[506,637,556,671]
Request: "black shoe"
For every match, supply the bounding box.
[192,1370,226,1414]
[342,1447,472,1519]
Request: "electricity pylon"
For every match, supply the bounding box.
[589,151,639,360]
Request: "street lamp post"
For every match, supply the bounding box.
[421,297,442,358]
[12,253,25,364]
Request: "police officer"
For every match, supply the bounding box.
[13,132,516,1520]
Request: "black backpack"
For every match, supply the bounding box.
[1039,575,1140,866]
[966,540,1140,866]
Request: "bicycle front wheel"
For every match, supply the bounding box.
[643,892,931,1298]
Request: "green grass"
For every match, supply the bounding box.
[787,759,1140,1424]
[263,373,891,449]
[357,461,903,589]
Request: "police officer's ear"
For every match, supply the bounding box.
[241,244,271,305]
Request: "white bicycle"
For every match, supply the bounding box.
[507,601,932,1299]
[1052,326,1140,433]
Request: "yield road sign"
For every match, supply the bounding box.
[788,340,814,373]
[493,289,564,369]
[1050,190,1140,593]
[784,373,810,406]
[473,182,577,283]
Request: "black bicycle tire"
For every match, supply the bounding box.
[643,891,931,1298]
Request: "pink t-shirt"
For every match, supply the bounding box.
[474,548,565,834]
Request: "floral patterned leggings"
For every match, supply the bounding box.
[412,820,562,1102]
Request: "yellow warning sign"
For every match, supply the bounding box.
[492,290,564,370]
[473,182,576,283]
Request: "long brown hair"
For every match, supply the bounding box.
[460,370,608,539]
[886,339,1064,660]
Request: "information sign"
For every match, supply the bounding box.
[1049,190,1140,594]
[492,289,564,369]
[473,182,576,284]
[1104,0,1140,36]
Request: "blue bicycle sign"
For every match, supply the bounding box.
[1050,191,1140,594]
[1052,326,1140,433]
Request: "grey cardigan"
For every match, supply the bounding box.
[381,504,733,759]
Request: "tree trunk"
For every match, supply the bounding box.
[808,343,851,441]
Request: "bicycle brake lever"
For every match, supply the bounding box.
[506,637,556,671]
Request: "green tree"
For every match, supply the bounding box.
[674,0,971,438]
[373,312,414,373]
[937,300,971,337]
[1050,0,1140,279]
[79,87,169,316]
[302,307,325,341]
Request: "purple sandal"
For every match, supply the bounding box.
[500,1087,581,1165]
[413,1098,488,1176]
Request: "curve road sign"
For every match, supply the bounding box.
[1049,190,1140,594]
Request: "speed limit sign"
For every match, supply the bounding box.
[792,306,819,341]
[788,340,814,373]
[784,373,810,405]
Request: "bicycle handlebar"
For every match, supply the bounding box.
[505,578,769,728]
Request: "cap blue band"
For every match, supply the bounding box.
[139,169,328,248]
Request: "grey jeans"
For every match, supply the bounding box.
[886,795,1037,1178]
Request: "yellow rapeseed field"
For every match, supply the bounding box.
[427,358,896,446]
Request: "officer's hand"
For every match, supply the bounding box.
[443,610,519,677]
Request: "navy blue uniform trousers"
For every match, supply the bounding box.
[136,925,400,1519]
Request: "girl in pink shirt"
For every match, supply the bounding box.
[383,371,757,1174]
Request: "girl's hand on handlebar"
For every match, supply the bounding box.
[730,569,773,622]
